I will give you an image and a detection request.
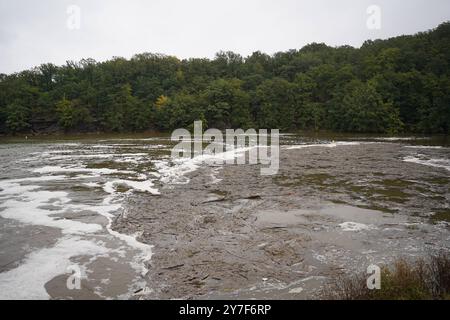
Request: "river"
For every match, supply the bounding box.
[0,133,449,299]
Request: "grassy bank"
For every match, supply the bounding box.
[323,252,450,300]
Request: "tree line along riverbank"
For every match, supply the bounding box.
[0,22,449,136]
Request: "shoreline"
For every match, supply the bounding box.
[1,130,448,141]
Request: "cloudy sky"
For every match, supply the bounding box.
[1,0,449,74]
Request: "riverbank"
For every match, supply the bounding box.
[1,130,449,145]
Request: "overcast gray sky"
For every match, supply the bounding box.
[1,0,449,74]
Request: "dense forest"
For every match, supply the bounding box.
[1,22,449,135]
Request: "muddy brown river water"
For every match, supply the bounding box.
[0,134,449,299]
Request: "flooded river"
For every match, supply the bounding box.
[0,134,449,299]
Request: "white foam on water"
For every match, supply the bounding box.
[58,195,153,278]
[373,137,427,141]
[143,144,167,149]
[98,137,170,142]
[0,176,67,196]
[154,146,253,184]
[116,153,149,157]
[85,145,118,149]
[288,287,304,294]
[103,179,160,195]
[403,155,450,171]
[0,183,39,196]
[0,143,161,298]
[79,192,154,277]
[59,143,82,146]
[154,159,198,185]
[0,236,109,300]
[339,221,375,232]
[30,149,79,156]
[45,152,149,164]
[2,175,67,183]
[286,141,360,150]
[47,154,116,160]
[33,165,133,175]
[209,167,223,184]
[59,165,157,277]
[0,180,102,234]
[83,182,102,188]
[404,145,443,149]
[113,156,146,164]
[106,228,153,277]
[21,150,79,162]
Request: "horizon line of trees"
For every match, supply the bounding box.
[1,22,449,135]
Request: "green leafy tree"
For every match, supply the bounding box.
[56,97,91,131]
[5,101,31,133]
[0,22,449,134]
[338,80,403,133]
[256,78,296,130]
[203,78,252,129]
